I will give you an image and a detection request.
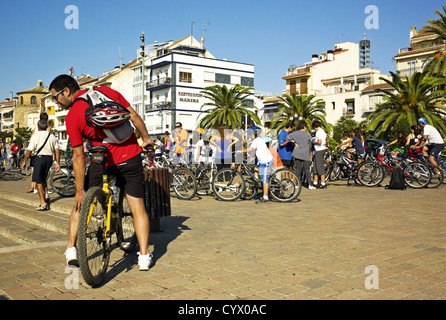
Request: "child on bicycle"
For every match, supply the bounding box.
[238,128,273,204]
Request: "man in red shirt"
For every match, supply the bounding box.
[49,74,154,271]
[10,140,20,168]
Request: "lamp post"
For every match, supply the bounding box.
[140,32,145,123]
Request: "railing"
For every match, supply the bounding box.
[286,66,311,76]
[146,77,172,89]
[146,101,172,112]
[397,67,423,78]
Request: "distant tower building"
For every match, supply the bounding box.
[359,33,371,68]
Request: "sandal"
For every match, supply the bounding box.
[36,204,49,211]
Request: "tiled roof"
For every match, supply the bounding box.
[362,83,393,92]
[16,85,49,95]
[394,45,445,58]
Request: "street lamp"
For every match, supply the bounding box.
[140,32,145,123]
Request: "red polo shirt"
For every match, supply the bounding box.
[65,87,141,166]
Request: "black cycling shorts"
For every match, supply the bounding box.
[86,154,144,199]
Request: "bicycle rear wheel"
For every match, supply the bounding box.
[172,167,197,200]
[404,162,430,188]
[117,192,137,253]
[269,168,302,202]
[356,162,384,187]
[212,168,245,201]
[77,186,110,287]
[0,171,23,181]
[49,167,76,197]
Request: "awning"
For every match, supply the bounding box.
[261,104,281,110]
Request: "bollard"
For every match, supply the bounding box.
[144,167,171,232]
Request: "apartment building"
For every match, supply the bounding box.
[0,98,16,135]
[394,25,445,77]
[132,35,257,135]
[264,39,390,127]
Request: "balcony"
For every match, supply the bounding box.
[283,67,311,80]
[146,77,172,90]
[146,101,172,112]
[397,67,423,78]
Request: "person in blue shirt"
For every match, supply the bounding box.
[278,121,295,171]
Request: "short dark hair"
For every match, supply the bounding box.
[285,121,295,129]
[37,119,48,131]
[312,120,321,129]
[297,121,307,131]
[49,74,80,93]
[40,112,48,121]
[176,122,182,127]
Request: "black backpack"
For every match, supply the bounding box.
[386,168,406,190]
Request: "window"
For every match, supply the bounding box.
[332,102,335,110]
[345,99,355,114]
[215,73,230,84]
[408,61,416,76]
[241,76,254,87]
[30,96,37,104]
[180,72,192,83]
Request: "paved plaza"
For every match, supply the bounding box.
[0,173,445,300]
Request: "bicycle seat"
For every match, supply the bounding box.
[89,145,109,154]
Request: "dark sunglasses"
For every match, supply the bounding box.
[52,88,64,102]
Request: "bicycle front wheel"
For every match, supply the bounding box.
[49,167,76,197]
[77,186,110,287]
[116,192,137,253]
[212,168,245,201]
[425,163,444,188]
[269,168,302,202]
[404,162,431,188]
[356,162,384,187]
[172,167,197,200]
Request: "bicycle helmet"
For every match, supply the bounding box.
[85,101,130,129]
[417,117,429,125]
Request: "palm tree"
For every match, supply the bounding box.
[199,84,261,129]
[420,5,446,77]
[367,71,446,139]
[271,93,330,132]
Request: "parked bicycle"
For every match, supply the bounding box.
[356,146,431,188]
[77,145,136,287]
[409,149,445,188]
[212,160,302,202]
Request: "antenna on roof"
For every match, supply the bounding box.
[191,21,210,46]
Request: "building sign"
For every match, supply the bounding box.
[178,91,202,103]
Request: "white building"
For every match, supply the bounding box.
[132,35,257,135]
[268,39,390,126]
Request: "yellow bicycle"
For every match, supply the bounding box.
[77,145,136,287]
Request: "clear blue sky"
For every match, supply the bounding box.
[0,0,444,100]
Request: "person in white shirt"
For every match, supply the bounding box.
[417,118,445,171]
[239,128,273,204]
[21,119,60,211]
[312,120,327,189]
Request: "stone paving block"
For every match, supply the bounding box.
[1,178,446,300]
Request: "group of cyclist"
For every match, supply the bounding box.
[42,74,446,274]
